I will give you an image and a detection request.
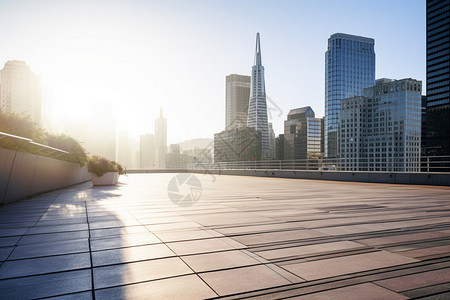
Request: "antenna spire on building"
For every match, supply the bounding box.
[254,32,262,66]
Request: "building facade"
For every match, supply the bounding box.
[214,127,261,162]
[117,131,139,169]
[284,107,323,160]
[247,33,270,158]
[275,134,285,160]
[426,0,450,156]
[226,74,251,130]
[325,33,375,158]
[268,122,276,159]
[155,107,167,169]
[0,60,41,124]
[140,134,156,168]
[340,78,422,172]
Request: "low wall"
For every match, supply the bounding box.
[189,169,450,186]
[0,148,91,204]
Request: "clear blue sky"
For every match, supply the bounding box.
[0,0,426,143]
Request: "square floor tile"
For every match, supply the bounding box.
[92,244,175,267]
[0,269,91,299]
[255,241,362,260]
[374,268,450,292]
[17,231,89,245]
[292,283,406,299]
[182,250,261,272]
[94,257,192,288]
[8,239,89,259]
[95,274,217,299]
[90,233,161,251]
[0,253,91,279]
[199,265,291,296]
[283,251,417,281]
[167,237,246,256]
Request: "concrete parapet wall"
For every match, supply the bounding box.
[189,169,450,186]
[0,148,91,204]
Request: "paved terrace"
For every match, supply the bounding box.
[1,174,450,299]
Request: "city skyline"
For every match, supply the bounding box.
[0,0,425,144]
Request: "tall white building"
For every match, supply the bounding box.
[247,33,270,158]
[340,78,422,172]
[0,60,41,124]
[155,107,167,168]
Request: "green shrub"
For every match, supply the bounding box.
[0,109,88,165]
[112,161,125,175]
[88,156,123,177]
[0,110,47,144]
[47,134,88,166]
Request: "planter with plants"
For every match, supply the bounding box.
[88,156,124,186]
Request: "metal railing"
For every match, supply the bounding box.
[187,156,450,173]
[0,131,69,159]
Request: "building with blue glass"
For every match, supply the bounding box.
[324,33,375,158]
[426,0,450,156]
[284,107,323,160]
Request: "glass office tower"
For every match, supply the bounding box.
[284,107,323,160]
[426,0,450,156]
[324,33,375,158]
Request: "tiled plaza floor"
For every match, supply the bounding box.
[0,173,450,299]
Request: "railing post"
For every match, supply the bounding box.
[427,157,429,174]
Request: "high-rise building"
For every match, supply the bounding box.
[421,95,427,156]
[426,0,450,156]
[325,33,375,158]
[140,134,156,168]
[116,131,139,169]
[268,122,276,159]
[284,107,323,160]
[247,33,270,158]
[214,127,261,162]
[275,134,285,160]
[0,60,41,124]
[340,78,422,172]
[226,74,251,130]
[155,107,167,168]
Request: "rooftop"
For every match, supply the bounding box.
[1,174,449,298]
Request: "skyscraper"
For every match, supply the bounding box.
[426,0,450,156]
[284,107,323,160]
[226,74,251,130]
[117,131,134,168]
[324,33,375,158]
[155,107,167,168]
[340,78,422,172]
[140,133,156,168]
[214,127,261,162]
[247,33,270,158]
[268,122,276,159]
[0,60,41,124]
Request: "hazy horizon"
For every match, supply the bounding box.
[0,0,425,144]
